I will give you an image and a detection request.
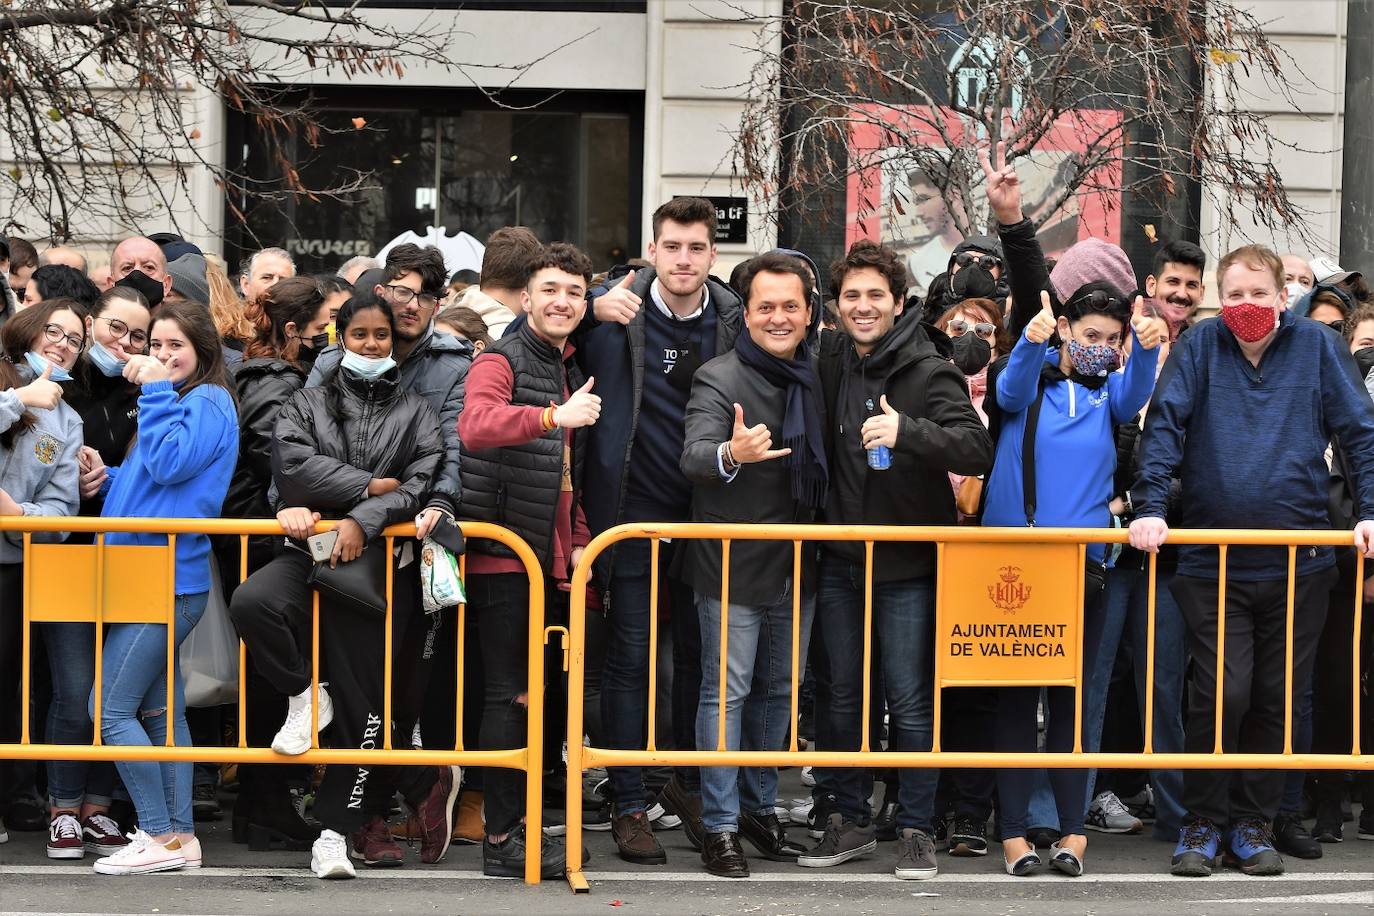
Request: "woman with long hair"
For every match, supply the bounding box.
[205,254,254,345]
[0,300,85,845]
[221,275,331,851]
[229,290,456,879]
[42,286,151,860]
[84,301,239,875]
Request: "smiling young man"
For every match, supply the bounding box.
[1130,244,1374,878]
[457,242,600,879]
[1145,241,1207,341]
[678,251,825,878]
[568,196,744,863]
[802,241,991,879]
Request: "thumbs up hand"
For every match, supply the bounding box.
[553,376,602,428]
[593,269,642,326]
[1131,296,1166,351]
[728,402,792,464]
[17,361,63,410]
[860,394,902,450]
[1025,290,1057,345]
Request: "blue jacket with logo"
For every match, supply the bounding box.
[983,325,1158,566]
[1133,310,1374,580]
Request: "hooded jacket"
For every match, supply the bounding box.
[456,285,518,339]
[819,316,993,579]
[0,387,81,563]
[1133,310,1374,580]
[308,329,471,516]
[224,357,307,520]
[272,365,443,541]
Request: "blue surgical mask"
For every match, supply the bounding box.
[24,350,73,382]
[87,339,128,377]
[340,348,396,380]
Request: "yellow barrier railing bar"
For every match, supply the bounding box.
[647,538,660,752]
[1356,553,1366,756]
[860,539,873,754]
[455,551,467,752]
[564,522,1372,893]
[788,539,802,754]
[1284,545,1297,755]
[2,515,549,885]
[1073,543,1086,754]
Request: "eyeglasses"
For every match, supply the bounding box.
[947,319,996,340]
[96,315,148,348]
[42,323,84,351]
[954,251,1002,272]
[384,285,440,310]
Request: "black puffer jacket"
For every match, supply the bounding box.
[272,366,443,540]
[62,357,140,518]
[225,357,307,520]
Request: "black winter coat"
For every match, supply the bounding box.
[818,317,993,580]
[62,358,140,518]
[271,366,443,540]
[225,357,306,520]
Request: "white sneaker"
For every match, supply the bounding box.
[311,829,356,879]
[788,797,814,824]
[1085,791,1143,834]
[800,766,816,788]
[180,836,202,868]
[272,686,334,756]
[92,829,187,875]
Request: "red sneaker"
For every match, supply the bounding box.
[82,813,130,856]
[349,816,404,868]
[413,766,460,864]
[47,813,85,859]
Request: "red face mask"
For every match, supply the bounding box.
[1220,301,1277,343]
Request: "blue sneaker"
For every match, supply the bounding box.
[1171,818,1220,876]
[1224,818,1284,875]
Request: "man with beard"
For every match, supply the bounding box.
[1145,242,1207,341]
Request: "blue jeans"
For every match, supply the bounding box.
[602,539,701,814]
[90,592,208,836]
[815,561,937,832]
[1028,565,1188,837]
[696,584,814,834]
[43,623,117,809]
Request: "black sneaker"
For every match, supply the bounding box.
[873,783,898,842]
[947,815,989,857]
[931,811,950,846]
[483,825,566,879]
[584,798,613,832]
[1313,798,1343,843]
[807,792,840,840]
[192,784,222,822]
[1358,809,1374,841]
[796,813,877,867]
[1273,814,1322,859]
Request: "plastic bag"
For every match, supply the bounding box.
[181,554,239,707]
[420,536,465,614]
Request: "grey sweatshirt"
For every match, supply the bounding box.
[0,388,81,562]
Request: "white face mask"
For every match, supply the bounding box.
[339,348,396,380]
[1283,281,1308,310]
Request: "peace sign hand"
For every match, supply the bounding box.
[977,140,1024,226]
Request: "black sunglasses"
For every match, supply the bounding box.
[954,251,1002,271]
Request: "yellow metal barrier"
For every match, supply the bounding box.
[0,516,551,885]
[563,523,1372,893]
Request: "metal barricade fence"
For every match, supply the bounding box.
[563,523,1373,893]
[0,516,553,885]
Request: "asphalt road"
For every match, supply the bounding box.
[1,773,1370,916]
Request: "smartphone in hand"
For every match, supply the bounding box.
[307,529,339,562]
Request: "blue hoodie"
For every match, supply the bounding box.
[100,380,238,594]
[1133,310,1374,580]
[983,325,1158,565]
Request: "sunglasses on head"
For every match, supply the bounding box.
[1067,290,1126,312]
[946,319,996,339]
[954,251,1002,271]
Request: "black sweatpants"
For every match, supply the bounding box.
[1172,567,1334,826]
[228,549,436,834]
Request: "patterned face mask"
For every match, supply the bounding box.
[1066,339,1119,377]
[1221,301,1278,343]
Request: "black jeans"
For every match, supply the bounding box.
[469,572,541,837]
[995,570,1106,840]
[937,687,998,822]
[229,549,436,834]
[601,539,702,814]
[1172,567,1335,826]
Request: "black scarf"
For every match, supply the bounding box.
[734,330,828,509]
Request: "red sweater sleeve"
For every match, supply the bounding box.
[457,352,547,450]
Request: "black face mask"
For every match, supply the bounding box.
[114,268,165,308]
[951,330,992,376]
[300,332,329,351]
[1354,346,1374,380]
[950,263,997,302]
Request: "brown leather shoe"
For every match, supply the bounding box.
[350,815,404,867]
[413,766,460,864]
[612,811,667,865]
[452,790,484,844]
[660,774,705,851]
[701,831,749,878]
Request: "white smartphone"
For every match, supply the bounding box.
[307,529,339,562]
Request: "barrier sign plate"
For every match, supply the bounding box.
[937,542,1081,685]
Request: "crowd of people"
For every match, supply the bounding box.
[0,156,1370,885]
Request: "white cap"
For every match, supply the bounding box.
[1309,255,1344,284]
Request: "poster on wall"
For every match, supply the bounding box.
[846,105,1124,298]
